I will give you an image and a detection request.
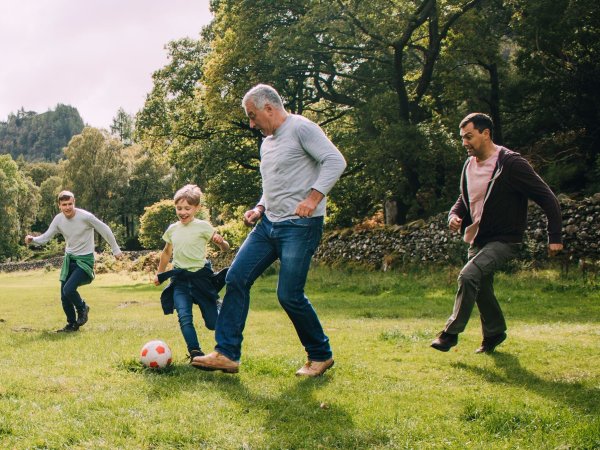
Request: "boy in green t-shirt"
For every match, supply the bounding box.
[154,184,229,362]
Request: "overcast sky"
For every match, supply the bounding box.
[0,0,212,129]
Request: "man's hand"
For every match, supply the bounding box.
[24,235,34,245]
[448,215,462,233]
[114,252,123,260]
[243,207,263,226]
[548,243,563,257]
[295,189,324,218]
[153,274,160,286]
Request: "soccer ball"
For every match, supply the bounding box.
[140,340,172,369]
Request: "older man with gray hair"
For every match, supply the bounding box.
[193,84,346,376]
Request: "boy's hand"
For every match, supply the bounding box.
[24,235,33,244]
[153,274,160,286]
[213,233,230,251]
[115,252,123,260]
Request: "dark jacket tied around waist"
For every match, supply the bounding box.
[157,264,228,315]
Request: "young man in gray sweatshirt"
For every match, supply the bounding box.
[25,191,122,332]
[193,84,346,376]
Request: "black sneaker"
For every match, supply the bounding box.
[76,305,90,326]
[475,332,507,354]
[57,323,79,333]
[431,331,458,352]
[188,349,205,365]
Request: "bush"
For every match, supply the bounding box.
[216,206,252,250]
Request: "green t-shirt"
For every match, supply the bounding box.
[162,219,214,272]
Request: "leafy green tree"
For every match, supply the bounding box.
[200,0,486,223]
[32,175,63,232]
[23,161,62,186]
[110,108,135,145]
[0,155,40,261]
[502,0,600,193]
[62,127,127,221]
[115,145,173,246]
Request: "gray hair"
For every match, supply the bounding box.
[242,84,285,112]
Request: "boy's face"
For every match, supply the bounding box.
[175,199,199,225]
[59,198,76,219]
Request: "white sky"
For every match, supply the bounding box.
[0,0,213,129]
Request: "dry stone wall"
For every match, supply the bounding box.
[315,193,600,269]
[2,194,598,273]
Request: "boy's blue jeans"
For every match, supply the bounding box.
[60,261,90,324]
[173,280,218,354]
[215,215,332,362]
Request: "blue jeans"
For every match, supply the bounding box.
[173,280,218,353]
[215,215,331,362]
[60,261,91,324]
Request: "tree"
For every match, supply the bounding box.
[23,161,62,186]
[110,108,135,145]
[115,145,174,244]
[502,0,600,193]
[0,155,40,261]
[62,127,127,221]
[0,104,84,161]
[33,175,63,232]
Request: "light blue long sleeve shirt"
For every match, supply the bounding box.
[31,208,121,256]
[257,114,346,221]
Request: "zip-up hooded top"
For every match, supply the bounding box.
[449,147,562,246]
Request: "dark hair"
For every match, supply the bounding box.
[459,113,494,139]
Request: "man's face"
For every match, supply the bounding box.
[175,199,200,225]
[460,122,489,159]
[59,198,76,219]
[245,100,273,136]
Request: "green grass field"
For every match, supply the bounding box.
[0,265,598,449]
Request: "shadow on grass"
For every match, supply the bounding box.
[452,352,599,415]
[202,375,376,448]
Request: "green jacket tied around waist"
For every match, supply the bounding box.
[60,253,95,284]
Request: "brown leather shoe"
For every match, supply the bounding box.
[295,358,334,377]
[430,331,458,352]
[191,351,240,373]
[475,332,506,354]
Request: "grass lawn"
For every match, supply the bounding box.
[0,265,598,449]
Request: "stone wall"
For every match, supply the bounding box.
[2,194,598,273]
[315,193,600,269]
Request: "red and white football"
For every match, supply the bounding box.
[140,340,172,369]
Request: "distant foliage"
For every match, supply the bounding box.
[0,104,84,161]
[0,155,41,261]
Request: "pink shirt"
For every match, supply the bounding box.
[463,148,499,244]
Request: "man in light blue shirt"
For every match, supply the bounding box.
[26,190,122,332]
[193,84,346,376]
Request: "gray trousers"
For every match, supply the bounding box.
[444,241,520,337]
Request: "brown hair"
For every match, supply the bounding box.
[174,184,202,206]
[57,190,75,202]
